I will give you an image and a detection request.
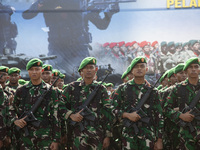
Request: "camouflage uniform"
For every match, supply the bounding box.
[60,80,113,150]
[164,79,200,149]
[160,85,180,149]
[0,85,8,144]
[111,79,163,150]
[13,80,61,149]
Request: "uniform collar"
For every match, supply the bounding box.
[26,80,48,89]
[79,79,98,87]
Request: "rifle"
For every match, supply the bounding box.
[70,71,111,131]
[123,74,163,134]
[16,76,60,136]
[178,89,200,133]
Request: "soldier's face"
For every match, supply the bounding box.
[176,46,182,52]
[175,71,187,82]
[186,64,200,78]
[0,72,8,84]
[161,77,168,87]
[184,45,188,50]
[50,76,58,85]
[56,78,64,90]
[161,45,167,53]
[9,73,21,84]
[131,63,147,78]
[41,71,52,83]
[82,64,97,79]
[169,74,177,85]
[113,46,119,53]
[143,46,150,53]
[28,67,42,80]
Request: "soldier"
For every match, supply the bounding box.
[6,67,21,90]
[111,56,163,149]
[174,63,187,83]
[13,58,61,149]
[179,42,196,63]
[59,57,113,149]
[164,57,200,149]
[189,40,200,58]
[50,69,61,85]
[163,41,176,71]
[105,83,114,96]
[159,41,168,72]
[56,73,65,90]
[41,64,53,84]
[157,71,169,91]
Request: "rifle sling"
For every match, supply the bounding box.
[127,83,151,110]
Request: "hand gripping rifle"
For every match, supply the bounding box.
[70,71,111,131]
[123,74,163,134]
[16,76,60,136]
[178,90,200,133]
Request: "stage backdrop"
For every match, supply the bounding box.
[1,0,200,85]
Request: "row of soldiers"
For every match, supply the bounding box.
[0,56,200,149]
[95,40,200,74]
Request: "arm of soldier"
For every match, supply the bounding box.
[163,86,182,124]
[152,91,163,149]
[101,87,114,148]
[50,89,62,143]
[60,86,74,121]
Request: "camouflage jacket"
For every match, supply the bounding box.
[163,78,200,136]
[0,85,9,141]
[13,80,61,142]
[111,79,163,139]
[60,80,113,137]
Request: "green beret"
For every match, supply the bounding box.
[167,41,175,47]
[175,43,182,49]
[52,69,60,76]
[121,70,127,79]
[26,58,43,70]
[182,42,188,48]
[59,73,65,79]
[188,40,198,47]
[130,56,147,70]
[174,63,185,74]
[18,79,28,85]
[105,83,114,87]
[0,66,9,73]
[42,64,53,71]
[8,67,21,75]
[183,57,200,71]
[76,77,82,81]
[167,68,175,78]
[78,57,97,72]
[161,41,167,47]
[159,70,169,83]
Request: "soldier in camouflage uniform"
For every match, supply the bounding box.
[164,57,200,149]
[111,56,163,150]
[13,58,61,149]
[41,64,53,84]
[0,84,9,149]
[59,57,113,150]
[174,63,187,83]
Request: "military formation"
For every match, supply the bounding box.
[0,54,200,150]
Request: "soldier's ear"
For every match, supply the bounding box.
[19,76,21,79]
[95,67,98,72]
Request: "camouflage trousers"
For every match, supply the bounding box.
[178,128,200,150]
[121,132,155,150]
[18,127,53,150]
[72,126,104,150]
[163,119,180,150]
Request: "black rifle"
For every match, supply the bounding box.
[70,72,110,131]
[123,74,163,134]
[16,76,60,136]
[178,89,200,133]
